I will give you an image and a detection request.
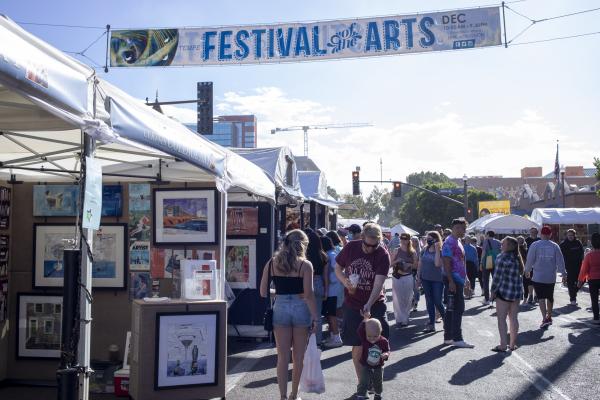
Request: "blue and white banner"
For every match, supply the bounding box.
[110,7,502,67]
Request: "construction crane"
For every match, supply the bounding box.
[270,122,373,156]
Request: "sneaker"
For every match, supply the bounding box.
[423,324,435,333]
[355,396,366,400]
[570,300,578,306]
[452,340,475,349]
[527,297,534,304]
[540,318,550,329]
[547,316,553,325]
[443,339,453,345]
[483,300,490,306]
[374,395,382,400]
[323,335,343,348]
[452,340,475,348]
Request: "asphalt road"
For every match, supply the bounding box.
[225,278,600,400]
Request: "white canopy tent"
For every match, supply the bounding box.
[391,223,420,236]
[0,14,275,396]
[467,213,541,235]
[297,170,342,209]
[232,147,304,204]
[530,208,600,226]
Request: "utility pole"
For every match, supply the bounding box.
[463,174,469,221]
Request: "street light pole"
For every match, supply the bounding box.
[463,174,469,221]
[560,166,566,208]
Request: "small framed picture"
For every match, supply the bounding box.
[155,311,219,389]
[17,293,63,359]
[153,189,219,245]
[225,239,256,289]
[33,223,127,289]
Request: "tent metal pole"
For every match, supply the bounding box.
[98,146,177,160]
[219,190,227,301]
[0,145,82,166]
[78,133,94,400]
[1,130,82,147]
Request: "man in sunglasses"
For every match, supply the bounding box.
[335,223,391,386]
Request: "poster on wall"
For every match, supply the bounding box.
[181,260,217,300]
[225,239,256,289]
[34,224,127,289]
[154,189,218,245]
[129,183,151,242]
[102,184,123,217]
[155,312,219,389]
[17,293,62,358]
[0,278,8,322]
[111,7,501,67]
[0,235,8,277]
[185,249,216,262]
[33,185,79,216]
[151,248,185,279]
[129,241,150,271]
[0,186,10,229]
[129,271,151,300]
[285,205,309,231]
[226,207,259,236]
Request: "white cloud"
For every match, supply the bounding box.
[166,88,598,196]
[160,104,197,124]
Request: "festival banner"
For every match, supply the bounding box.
[110,7,501,67]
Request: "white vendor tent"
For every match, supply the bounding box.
[530,208,600,226]
[298,170,342,209]
[391,223,419,236]
[467,213,540,235]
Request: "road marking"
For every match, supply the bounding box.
[225,343,273,394]
[506,351,572,400]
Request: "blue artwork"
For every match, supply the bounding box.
[33,185,79,216]
[130,272,151,300]
[101,185,123,217]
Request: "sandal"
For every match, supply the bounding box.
[491,345,507,353]
[509,345,518,351]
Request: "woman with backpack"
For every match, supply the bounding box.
[481,231,502,306]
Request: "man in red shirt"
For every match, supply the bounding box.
[335,223,391,380]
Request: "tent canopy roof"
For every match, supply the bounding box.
[232,147,303,202]
[0,15,274,201]
[391,223,419,236]
[298,170,341,209]
[530,208,600,225]
[467,213,541,234]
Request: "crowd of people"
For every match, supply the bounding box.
[260,220,600,400]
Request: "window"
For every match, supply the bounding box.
[29,318,38,338]
[54,304,61,314]
[34,303,43,313]
[44,319,54,334]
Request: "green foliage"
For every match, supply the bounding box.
[327,185,340,200]
[399,183,496,233]
[406,171,453,186]
[339,193,366,219]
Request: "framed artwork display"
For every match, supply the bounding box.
[17,293,62,359]
[33,185,79,216]
[129,271,151,300]
[226,207,259,236]
[155,311,219,389]
[0,186,10,229]
[0,278,8,322]
[101,184,123,217]
[225,239,256,289]
[33,224,127,289]
[154,189,218,245]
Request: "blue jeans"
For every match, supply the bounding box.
[313,276,325,344]
[422,279,445,325]
[273,295,311,327]
[413,273,421,306]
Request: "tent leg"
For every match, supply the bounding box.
[219,191,228,301]
[78,134,95,400]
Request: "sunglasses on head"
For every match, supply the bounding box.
[362,240,380,248]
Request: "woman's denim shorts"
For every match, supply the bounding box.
[273,294,311,328]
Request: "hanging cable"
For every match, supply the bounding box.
[510,30,600,46]
[16,21,105,30]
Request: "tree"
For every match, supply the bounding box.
[339,193,366,219]
[594,157,600,198]
[327,185,340,200]
[406,171,453,187]
[399,183,496,234]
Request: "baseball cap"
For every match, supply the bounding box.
[347,224,362,234]
[317,227,328,236]
[541,226,552,235]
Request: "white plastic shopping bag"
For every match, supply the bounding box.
[300,334,325,394]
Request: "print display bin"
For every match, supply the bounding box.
[129,299,227,400]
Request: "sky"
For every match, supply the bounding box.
[2,0,599,195]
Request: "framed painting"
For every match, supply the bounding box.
[101,184,123,217]
[33,185,79,216]
[33,223,127,289]
[154,189,218,245]
[226,207,259,236]
[0,186,10,229]
[155,311,219,389]
[17,293,62,359]
[224,239,256,289]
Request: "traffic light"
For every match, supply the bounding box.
[393,181,402,197]
[352,171,360,195]
[197,82,213,134]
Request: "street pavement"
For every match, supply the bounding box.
[225,278,600,400]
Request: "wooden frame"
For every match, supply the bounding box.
[154,311,219,389]
[33,223,127,289]
[153,188,219,246]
